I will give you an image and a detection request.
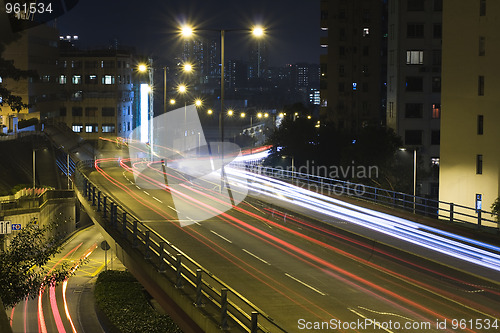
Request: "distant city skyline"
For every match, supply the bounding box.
[55,0,322,66]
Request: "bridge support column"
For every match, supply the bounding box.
[103,196,107,218]
[113,205,118,227]
[175,254,183,289]
[87,183,92,201]
[92,187,96,206]
[144,230,151,260]
[110,202,114,224]
[220,288,229,330]
[158,242,167,273]
[251,312,258,333]
[195,269,203,307]
[97,191,101,211]
[122,212,127,237]
[132,220,138,247]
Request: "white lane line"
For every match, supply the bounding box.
[168,205,179,213]
[210,230,233,243]
[187,217,201,226]
[284,273,326,296]
[242,249,271,265]
[153,197,162,203]
[135,185,141,189]
[143,191,150,196]
[348,308,394,333]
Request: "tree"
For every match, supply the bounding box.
[492,197,500,222]
[0,221,72,308]
[0,9,36,114]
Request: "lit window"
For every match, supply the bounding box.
[363,28,370,37]
[432,104,441,118]
[431,157,440,166]
[352,82,357,90]
[72,75,82,84]
[72,124,83,132]
[59,75,66,84]
[0,76,2,83]
[406,51,424,64]
[102,75,115,85]
[102,124,115,133]
[85,124,98,133]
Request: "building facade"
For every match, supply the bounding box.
[1,24,59,132]
[439,0,500,219]
[55,46,136,140]
[320,0,387,132]
[386,0,442,198]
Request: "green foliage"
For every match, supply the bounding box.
[491,198,500,222]
[0,222,70,307]
[94,270,182,333]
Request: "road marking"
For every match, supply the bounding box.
[349,308,394,333]
[143,191,150,196]
[91,263,105,277]
[187,216,201,226]
[168,205,179,213]
[242,249,271,265]
[285,273,326,296]
[153,197,162,203]
[210,230,232,243]
[135,185,141,189]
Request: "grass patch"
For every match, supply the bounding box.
[94,270,182,333]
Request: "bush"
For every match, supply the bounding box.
[492,197,500,222]
[94,270,182,333]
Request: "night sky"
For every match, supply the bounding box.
[56,0,322,66]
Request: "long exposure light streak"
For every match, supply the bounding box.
[225,167,500,272]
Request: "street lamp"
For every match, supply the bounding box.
[138,61,154,156]
[180,24,265,191]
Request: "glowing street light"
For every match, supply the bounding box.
[181,25,194,37]
[180,23,266,192]
[138,63,147,72]
[240,112,246,118]
[195,99,202,107]
[207,109,213,115]
[227,110,234,116]
[252,26,265,37]
[170,99,176,105]
[178,84,187,94]
[183,62,193,73]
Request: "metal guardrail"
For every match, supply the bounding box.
[232,163,499,231]
[75,160,286,333]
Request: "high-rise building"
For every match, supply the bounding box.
[386,0,442,198]
[248,39,269,79]
[180,37,218,91]
[439,0,500,220]
[320,0,387,132]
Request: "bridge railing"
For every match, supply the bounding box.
[75,161,285,333]
[230,163,499,231]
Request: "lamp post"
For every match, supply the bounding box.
[138,60,154,158]
[180,24,265,192]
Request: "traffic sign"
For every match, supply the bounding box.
[0,221,12,234]
[11,224,22,231]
